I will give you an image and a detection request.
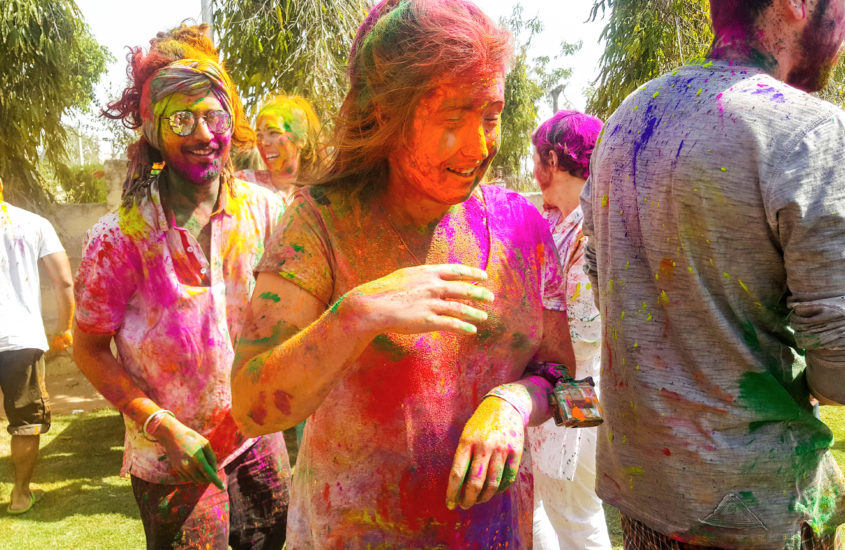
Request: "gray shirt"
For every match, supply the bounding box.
[581,59,845,548]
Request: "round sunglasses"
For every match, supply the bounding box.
[160,110,232,137]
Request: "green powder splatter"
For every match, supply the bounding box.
[259,291,281,303]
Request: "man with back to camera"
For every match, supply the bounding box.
[0,176,74,514]
[582,0,845,547]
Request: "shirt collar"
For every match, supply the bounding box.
[148,174,233,228]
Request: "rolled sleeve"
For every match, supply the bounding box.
[74,214,140,335]
[256,191,334,306]
[767,112,845,403]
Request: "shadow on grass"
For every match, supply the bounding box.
[0,411,139,522]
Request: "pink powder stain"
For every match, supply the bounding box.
[716,92,725,114]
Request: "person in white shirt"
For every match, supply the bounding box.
[528,110,610,550]
[0,176,74,514]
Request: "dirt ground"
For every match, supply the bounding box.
[0,351,112,420]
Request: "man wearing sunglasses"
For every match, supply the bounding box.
[72,25,288,549]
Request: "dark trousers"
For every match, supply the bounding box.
[621,514,833,550]
[131,433,289,550]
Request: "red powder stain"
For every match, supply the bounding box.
[250,404,267,426]
[662,448,671,456]
[658,258,675,281]
[273,390,293,415]
[602,472,622,491]
[322,483,331,512]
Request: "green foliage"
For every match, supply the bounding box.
[817,59,845,109]
[0,0,110,207]
[587,0,713,120]
[213,0,371,122]
[588,0,845,114]
[41,161,108,204]
[493,5,580,191]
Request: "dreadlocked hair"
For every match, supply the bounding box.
[102,23,254,207]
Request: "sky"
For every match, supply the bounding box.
[74,0,607,158]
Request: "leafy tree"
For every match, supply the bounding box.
[494,5,580,191]
[0,0,110,207]
[213,0,371,121]
[587,0,713,119]
[588,0,845,115]
[817,60,845,109]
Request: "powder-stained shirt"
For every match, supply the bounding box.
[0,202,65,352]
[528,205,602,482]
[581,59,845,548]
[235,169,295,205]
[75,178,285,484]
[258,183,563,548]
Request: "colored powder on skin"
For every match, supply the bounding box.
[273,389,293,415]
[259,291,281,303]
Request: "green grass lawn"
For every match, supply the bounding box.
[0,409,145,549]
[1,407,844,549]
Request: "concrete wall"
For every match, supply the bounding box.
[38,159,126,332]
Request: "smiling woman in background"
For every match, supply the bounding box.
[229,0,578,547]
[236,95,322,204]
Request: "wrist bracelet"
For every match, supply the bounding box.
[483,384,531,427]
[142,409,175,442]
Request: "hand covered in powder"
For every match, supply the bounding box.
[446,396,524,510]
[49,330,73,352]
[154,414,224,490]
[341,264,493,337]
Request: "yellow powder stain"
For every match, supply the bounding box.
[572,282,582,301]
[657,290,669,306]
[738,279,750,294]
[696,88,703,96]
[117,203,148,239]
[602,194,609,208]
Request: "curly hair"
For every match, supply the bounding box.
[102,23,254,206]
[315,0,512,190]
[256,95,324,178]
[531,110,603,180]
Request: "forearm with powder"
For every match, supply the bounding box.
[231,295,373,435]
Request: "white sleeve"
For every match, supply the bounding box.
[38,216,64,258]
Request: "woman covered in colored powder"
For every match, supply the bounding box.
[528,111,611,550]
[231,1,577,547]
[72,25,289,549]
[236,95,322,204]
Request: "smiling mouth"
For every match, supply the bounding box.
[446,166,478,178]
[186,146,218,157]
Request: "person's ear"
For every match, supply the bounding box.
[783,0,808,21]
[549,150,558,170]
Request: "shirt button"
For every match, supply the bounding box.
[201,267,208,274]
[187,246,194,253]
